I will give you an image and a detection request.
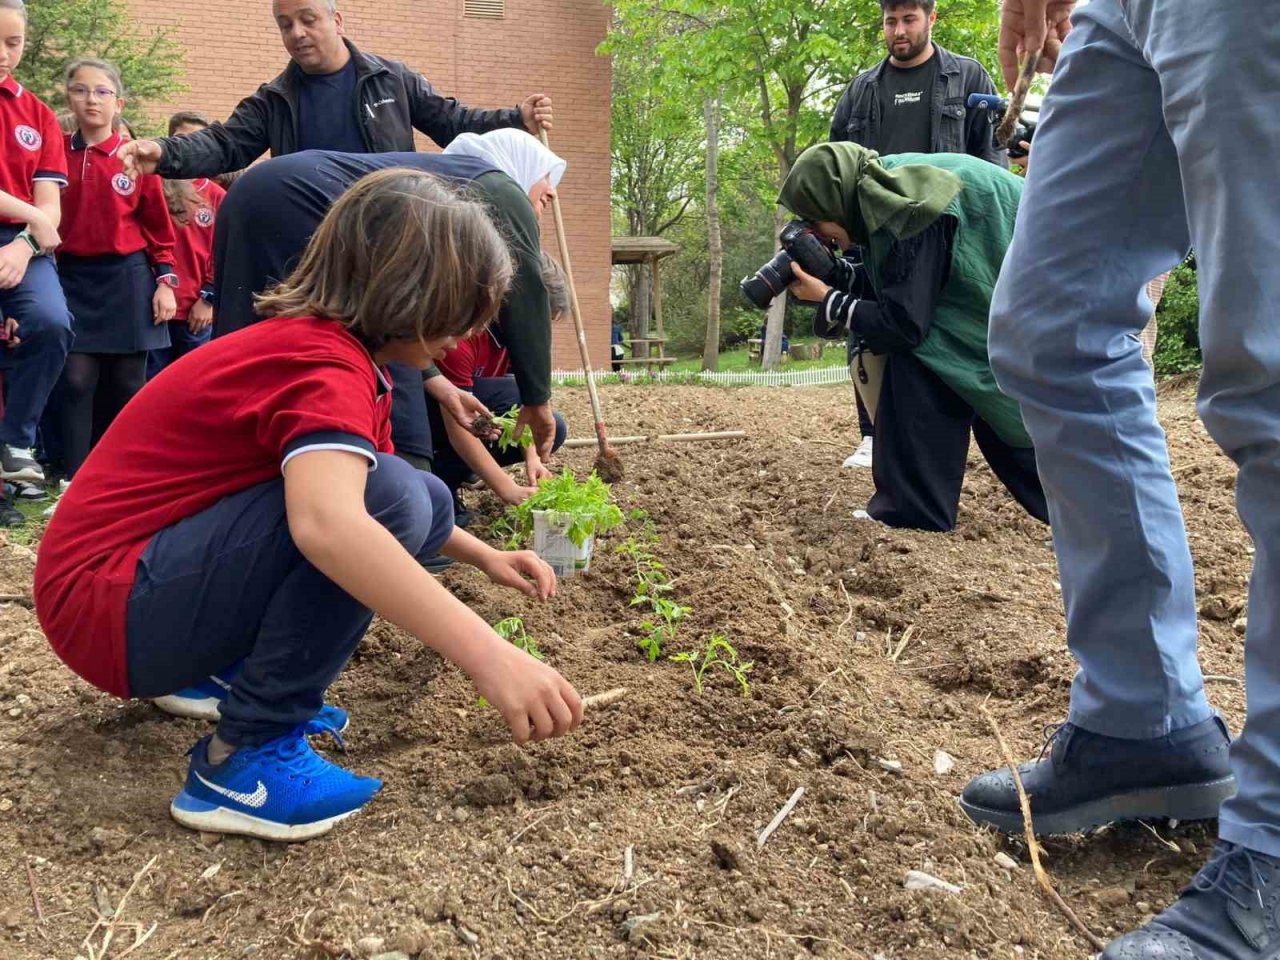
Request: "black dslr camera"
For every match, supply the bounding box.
[740,220,838,310]
[967,93,1038,160]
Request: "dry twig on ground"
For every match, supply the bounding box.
[980,705,1106,952]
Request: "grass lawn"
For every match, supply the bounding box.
[666,337,844,373]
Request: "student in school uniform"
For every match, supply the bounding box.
[147,113,225,379]
[58,59,177,484]
[34,169,583,841]
[0,0,72,486]
[430,252,569,522]
[146,178,221,378]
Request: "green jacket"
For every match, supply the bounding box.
[867,153,1030,447]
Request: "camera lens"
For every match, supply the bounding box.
[739,252,795,309]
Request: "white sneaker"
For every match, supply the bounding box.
[842,436,874,469]
[0,445,44,483]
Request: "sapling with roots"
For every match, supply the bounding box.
[470,405,534,453]
[671,634,754,697]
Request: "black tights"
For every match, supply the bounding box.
[62,352,147,478]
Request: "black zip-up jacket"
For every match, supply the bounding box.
[154,40,525,180]
[829,44,1006,168]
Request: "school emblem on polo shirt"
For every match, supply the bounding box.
[111,172,136,197]
[195,206,214,227]
[14,125,41,151]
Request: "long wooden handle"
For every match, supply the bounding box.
[538,129,610,455]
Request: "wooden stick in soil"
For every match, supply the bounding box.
[582,687,628,710]
[538,128,623,483]
[25,858,44,924]
[979,705,1105,952]
[757,786,806,849]
[997,49,1043,147]
[562,430,746,448]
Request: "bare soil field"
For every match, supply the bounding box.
[0,379,1249,960]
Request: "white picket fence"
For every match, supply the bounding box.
[551,365,851,388]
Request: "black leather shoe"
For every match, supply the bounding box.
[1102,842,1280,959]
[960,715,1235,835]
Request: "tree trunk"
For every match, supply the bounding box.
[760,206,788,370]
[701,92,723,372]
[628,264,651,357]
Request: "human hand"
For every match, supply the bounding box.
[525,453,553,486]
[515,402,556,460]
[469,639,582,744]
[998,0,1077,91]
[26,211,60,254]
[480,547,557,600]
[520,94,553,133]
[788,261,832,304]
[119,139,163,179]
[0,239,33,289]
[2,317,19,349]
[189,297,214,333]
[433,381,495,436]
[497,477,538,506]
[153,284,177,324]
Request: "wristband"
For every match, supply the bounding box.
[15,229,40,256]
[156,273,180,289]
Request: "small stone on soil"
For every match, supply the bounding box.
[993,852,1019,870]
[904,870,961,895]
[932,750,955,776]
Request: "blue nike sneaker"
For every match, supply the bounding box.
[151,663,349,740]
[169,729,382,842]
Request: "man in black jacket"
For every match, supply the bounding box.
[830,0,1004,165]
[119,0,552,180]
[828,0,1005,470]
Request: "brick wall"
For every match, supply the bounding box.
[125,0,612,370]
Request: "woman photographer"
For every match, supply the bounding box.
[780,141,1047,532]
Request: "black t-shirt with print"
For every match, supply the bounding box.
[876,55,938,157]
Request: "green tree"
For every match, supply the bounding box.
[605,22,706,354]
[1153,258,1201,378]
[611,0,1000,367]
[20,0,185,130]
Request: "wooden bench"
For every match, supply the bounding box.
[615,356,677,367]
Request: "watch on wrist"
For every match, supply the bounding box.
[16,229,40,256]
[156,274,179,289]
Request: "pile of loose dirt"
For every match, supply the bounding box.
[0,380,1249,959]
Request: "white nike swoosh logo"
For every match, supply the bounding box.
[195,771,268,809]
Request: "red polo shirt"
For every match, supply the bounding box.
[0,74,67,223]
[60,130,176,279]
[172,179,226,319]
[34,316,395,698]
[435,328,510,389]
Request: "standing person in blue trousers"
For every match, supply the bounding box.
[959,1,1280,956]
[0,0,71,486]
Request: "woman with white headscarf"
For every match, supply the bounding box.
[444,128,566,217]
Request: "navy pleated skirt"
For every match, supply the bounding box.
[60,251,170,354]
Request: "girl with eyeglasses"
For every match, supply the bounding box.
[56,59,177,492]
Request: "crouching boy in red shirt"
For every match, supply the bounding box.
[34,169,583,842]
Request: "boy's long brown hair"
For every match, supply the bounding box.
[256,169,514,350]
